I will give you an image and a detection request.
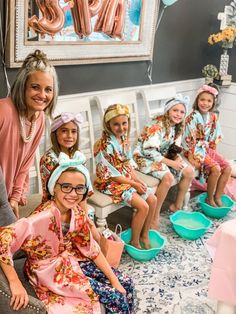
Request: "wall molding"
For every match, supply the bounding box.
[59,78,205,100]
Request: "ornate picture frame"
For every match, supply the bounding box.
[6,0,159,67]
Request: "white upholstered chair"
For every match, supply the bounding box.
[139,85,176,120]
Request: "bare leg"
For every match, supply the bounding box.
[130,193,149,249]
[170,166,194,212]
[140,194,157,249]
[151,173,173,229]
[215,165,232,206]
[206,166,221,207]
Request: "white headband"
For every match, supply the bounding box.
[164,94,190,116]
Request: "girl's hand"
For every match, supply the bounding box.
[9,280,29,311]
[111,279,126,294]
[188,154,201,169]
[172,158,185,171]
[132,182,147,194]
[9,199,19,219]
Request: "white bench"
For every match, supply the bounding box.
[22,86,192,228]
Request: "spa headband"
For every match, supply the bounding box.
[104,104,130,123]
[47,151,92,196]
[197,84,218,97]
[51,112,83,132]
[164,94,190,115]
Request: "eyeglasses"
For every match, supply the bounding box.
[56,182,87,195]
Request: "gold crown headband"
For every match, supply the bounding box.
[104,104,130,123]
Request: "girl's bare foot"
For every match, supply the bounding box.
[140,237,151,250]
[215,197,223,207]
[150,222,159,231]
[206,198,217,207]
[130,241,142,249]
[169,203,180,212]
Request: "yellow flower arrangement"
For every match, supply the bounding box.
[208,26,236,49]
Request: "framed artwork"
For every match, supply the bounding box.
[6,0,159,67]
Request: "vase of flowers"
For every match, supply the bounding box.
[208,26,236,49]
[208,26,236,84]
[219,49,229,75]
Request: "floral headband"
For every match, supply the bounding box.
[164,94,190,116]
[197,84,218,97]
[47,151,93,196]
[104,104,130,123]
[51,112,84,132]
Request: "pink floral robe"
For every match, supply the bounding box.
[0,201,101,314]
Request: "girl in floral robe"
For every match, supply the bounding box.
[40,113,100,242]
[0,152,134,314]
[94,104,157,249]
[182,84,231,207]
[133,95,194,224]
[40,112,84,202]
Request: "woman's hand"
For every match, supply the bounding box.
[9,279,29,311]
[9,199,19,219]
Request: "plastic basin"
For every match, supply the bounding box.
[120,228,166,262]
[197,192,234,218]
[170,210,212,240]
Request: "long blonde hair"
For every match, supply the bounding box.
[160,112,184,139]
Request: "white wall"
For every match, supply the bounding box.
[217,83,236,160]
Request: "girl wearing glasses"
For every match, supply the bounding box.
[0,152,134,313]
[40,112,100,242]
[40,112,84,202]
[94,104,157,249]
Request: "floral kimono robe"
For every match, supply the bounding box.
[182,110,224,182]
[133,116,181,180]
[40,148,59,202]
[94,132,152,205]
[0,201,134,314]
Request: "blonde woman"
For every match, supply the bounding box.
[0,50,58,226]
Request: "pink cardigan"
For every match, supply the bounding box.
[0,97,45,204]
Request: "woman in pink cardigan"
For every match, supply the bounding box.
[0,50,58,226]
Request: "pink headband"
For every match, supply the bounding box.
[197,84,218,97]
[51,112,83,132]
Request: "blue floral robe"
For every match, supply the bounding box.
[133,116,181,180]
[182,110,223,182]
[94,132,152,205]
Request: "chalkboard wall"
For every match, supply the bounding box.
[0,0,234,98]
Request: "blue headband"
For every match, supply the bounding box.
[47,151,93,196]
[164,94,190,116]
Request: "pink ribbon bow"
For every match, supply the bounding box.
[197,84,219,97]
[51,112,84,132]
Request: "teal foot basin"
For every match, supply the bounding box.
[197,192,234,218]
[170,210,212,240]
[120,228,166,262]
